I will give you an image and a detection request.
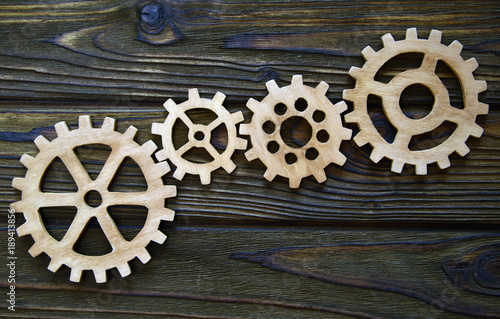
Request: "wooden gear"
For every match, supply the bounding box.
[240,75,352,188]
[12,115,176,283]
[152,89,247,184]
[343,28,489,175]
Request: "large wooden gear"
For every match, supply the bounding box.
[152,89,247,184]
[240,75,352,188]
[12,116,176,283]
[343,28,489,175]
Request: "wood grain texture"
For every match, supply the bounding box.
[0,0,499,318]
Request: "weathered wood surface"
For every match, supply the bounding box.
[0,0,499,318]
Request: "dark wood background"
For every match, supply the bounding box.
[1,0,499,318]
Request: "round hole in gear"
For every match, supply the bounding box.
[285,153,298,165]
[400,84,435,120]
[295,98,308,112]
[84,190,103,208]
[313,110,326,123]
[194,131,205,141]
[317,129,330,143]
[306,148,319,160]
[274,103,287,116]
[280,116,312,148]
[267,141,280,154]
[263,121,276,134]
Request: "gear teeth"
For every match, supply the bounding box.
[469,123,484,138]
[391,160,405,173]
[16,222,30,236]
[235,137,248,150]
[477,102,489,115]
[448,40,463,54]
[343,89,356,102]
[34,135,50,151]
[78,115,92,129]
[117,263,131,277]
[475,80,488,93]
[437,157,451,169]
[163,98,176,112]
[353,131,371,147]
[122,126,138,140]
[361,46,377,60]
[188,88,201,101]
[155,149,168,162]
[70,268,83,282]
[456,143,470,157]
[223,161,237,174]
[341,127,353,140]
[428,29,442,42]
[162,186,177,199]
[245,149,258,161]
[141,140,157,156]
[334,101,348,113]
[246,98,261,113]
[313,170,327,183]
[20,154,35,169]
[369,149,384,163]
[291,75,303,86]
[315,81,329,95]
[54,121,70,137]
[47,259,63,272]
[465,58,479,72]
[289,177,301,189]
[415,163,427,175]
[335,152,348,166]
[239,123,251,135]
[94,269,107,283]
[263,169,276,182]
[173,168,186,181]
[231,111,244,124]
[151,230,167,244]
[154,162,171,177]
[199,172,211,185]
[160,208,176,222]
[348,67,362,80]
[101,117,115,131]
[28,243,44,257]
[151,122,164,135]
[382,33,395,46]
[266,80,280,94]
[137,248,151,264]
[12,177,26,191]
[406,28,418,40]
[212,92,226,105]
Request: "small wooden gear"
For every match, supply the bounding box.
[240,75,352,188]
[12,116,176,283]
[152,88,248,184]
[343,28,489,175]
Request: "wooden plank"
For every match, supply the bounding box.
[1,227,499,318]
[1,104,499,225]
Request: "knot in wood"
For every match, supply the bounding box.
[140,2,166,34]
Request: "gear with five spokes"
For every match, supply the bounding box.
[12,116,176,283]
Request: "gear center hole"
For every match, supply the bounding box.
[400,84,434,120]
[194,131,205,141]
[280,116,312,148]
[84,190,103,208]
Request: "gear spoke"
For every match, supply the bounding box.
[38,192,79,208]
[176,142,192,156]
[207,117,224,131]
[59,206,93,247]
[96,148,126,188]
[421,53,439,73]
[59,150,92,188]
[96,212,126,248]
[205,142,221,160]
[179,111,195,129]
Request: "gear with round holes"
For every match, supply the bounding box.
[11,115,176,283]
[240,75,352,188]
[343,28,489,175]
[152,89,248,184]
